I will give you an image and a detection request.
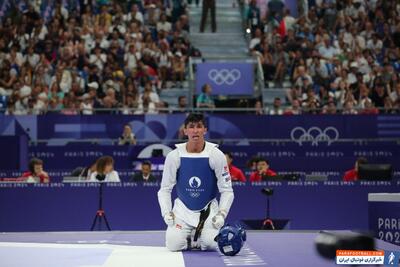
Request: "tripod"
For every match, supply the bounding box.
[261,188,275,230]
[91,181,111,231]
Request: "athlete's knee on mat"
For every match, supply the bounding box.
[166,228,188,251]
[166,238,188,251]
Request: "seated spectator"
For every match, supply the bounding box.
[254,100,266,115]
[175,95,188,113]
[247,156,260,172]
[118,124,137,145]
[359,99,379,115]
[224,152,246,182]
[89,156,120,182]
[342,100,358,114]
[172,51,185,87]
[196,84,215,109]
[157,13,172,33]
[343,157,368,182]
[268,97,284,115]
[21,158,50,183]
[70,159,97,180]
[131,161,157,182]
[284,99,302,115]
[135,92,158,114]
[249,158,277,182]
[80,93,94,115]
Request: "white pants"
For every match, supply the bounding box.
[165,215,219,251]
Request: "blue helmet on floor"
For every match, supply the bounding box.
[215,223,246,256]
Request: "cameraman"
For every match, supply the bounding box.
[89,156,120,182]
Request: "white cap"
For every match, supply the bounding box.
[88,82,99,89]
[20,85,32,98]
[350,62,358,68]
[82,93,90,99]
[10,68,18,77]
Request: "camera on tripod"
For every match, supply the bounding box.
[261,188,274,196]
[96,174,106,181]
[90,156,116,231]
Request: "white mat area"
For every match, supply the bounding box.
[0,242,185,267]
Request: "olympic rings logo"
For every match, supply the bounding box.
[290,127,339,146]
[190,192,201,198]
[208,69,241,85]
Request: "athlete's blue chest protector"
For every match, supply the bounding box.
[176,157,217,210]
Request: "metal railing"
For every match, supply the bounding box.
[1,106,399,115]
[255,55,265,97]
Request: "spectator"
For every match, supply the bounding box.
[249,158,277,182]
[196,84,215,109]
[224,152,246,182]
[118,124,137,145]
[246,156,259,172]
[157,13,172,33]
[389,83,400,105]
[80,93,94,115]
[70,159,97,180]
[254,100,265,115]
[89,156,120,182]
[247,0,261,35]
[175,95,188,113]
[249,28,263,51]
[284,99,302,115]
[371,83,388,108]
[322,99,338,114]
[140,82,160,105]
[21,158,50,183]
[359,99,379,115]
[268,97,284,115]
[157,42,173,87]
[171,51,185,87]
[200,0,216,33]
[131,161,157,182]
[135,91,158,114]
[267,0,285,22]
[342,100,358,114]
[383,96,396,114]
[343,157,368,182]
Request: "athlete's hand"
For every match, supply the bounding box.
[163,211,175,226]
[212,211,226,229]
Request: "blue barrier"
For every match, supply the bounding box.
[0,182,399,232]
[2,115,400,142]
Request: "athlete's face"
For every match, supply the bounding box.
[184,121,207,142]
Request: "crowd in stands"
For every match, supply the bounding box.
[248,0,400,114]
[1,0,399,115]
[0,0,198,115]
